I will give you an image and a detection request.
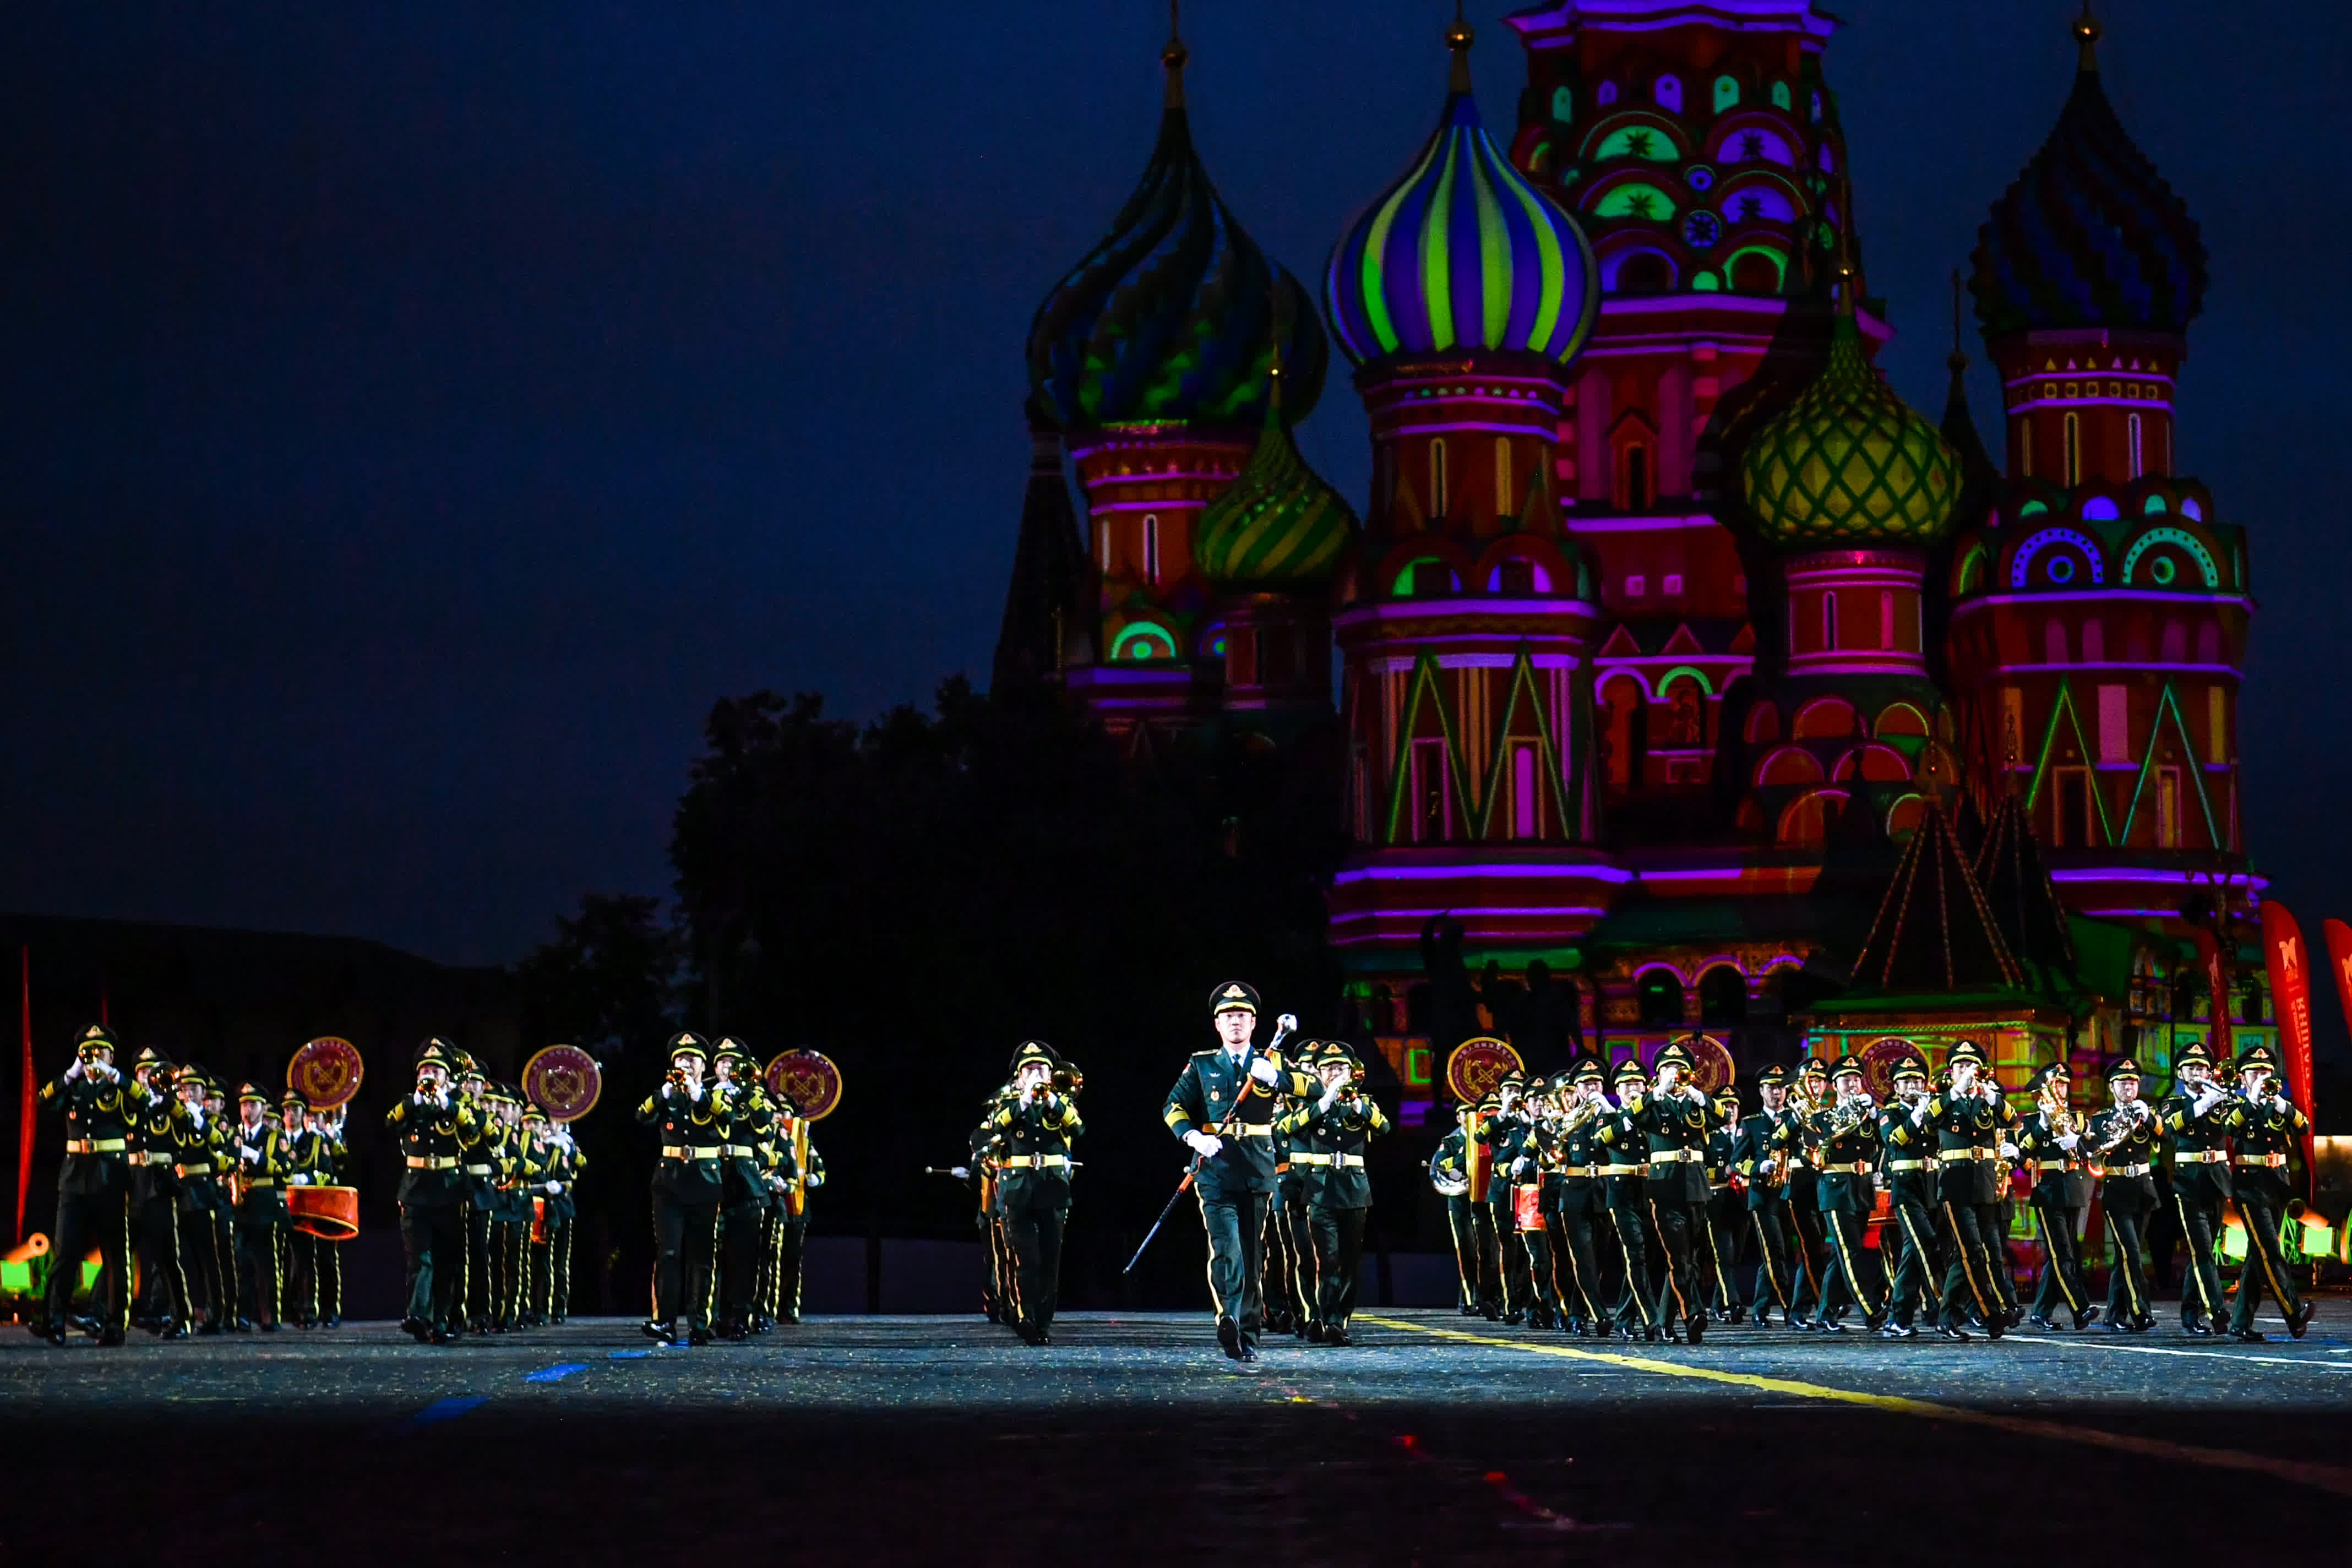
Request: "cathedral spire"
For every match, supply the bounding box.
[1162,0,1186,108]
[2073,2,2101,74]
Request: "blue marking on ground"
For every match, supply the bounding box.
[411,1395,487,1424]
[525,1363,590,1382]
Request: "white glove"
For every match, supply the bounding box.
[1318,1087,1340,1114]
[1249,1057,1279,1087]
[187,1106,205,1128]
[1184,1130,1224,1159]
[545,1182,562,1195]
[2056,1133,2079,1151]
[1999,1142,2020,1161]
[1909,1101,1930,1126]
[685,1080,704,1102]
[64,1059,83,1081]
[289,1173,309,1186]
[241,1145,260,1164]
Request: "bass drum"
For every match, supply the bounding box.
[287,1184,359,1242]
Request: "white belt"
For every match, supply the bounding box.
[2175,1150,2229,1164]
[1647,1149,1703,1164]
[998,1155,1070,1169]
[2106,1162,2152,1179]
[2235,1153,2288,1168]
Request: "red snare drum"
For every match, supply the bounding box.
[1512,1183,1544,1233]
[287,1184,359,1241]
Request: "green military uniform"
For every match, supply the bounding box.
[1911,1042,2010,1339]
[127,1049,196,1338]
[1593,1061,1660,1341]
[386,1041,478,1343]
[170,1068,235,1333]
[1275,1042,1389,1345]
[493,1087,537,1330]
[531,1112,584,1324]
[1733,1065,1798,1325]
[230,1086,292,1330]
[1428,1118,1484,1314]
[1516,1075,1568,1328]
[2015,1064,2097,1330]
[1779,1060,1833,1322]
[970,1094,1014,1325]
[1698,1089,1743,1321]
[2157,1042,2231,1333]
[638,1032,729,1344]
[993,1041,1083,1344]
[2086,1057,2159,1332]
[1805,1057,1887,1333]
[1162,982,1316,1363]
[1475,1075,1537,1324]
[313,1107,351,1327]
[34,1027,139,1344]
[195,1075,244,1331]
[1543,1060,1611,1334]
[1874,1052,1944,1337]
[277,1091,332,1328]
[2217,1044,2313,1341]
[1629,1043,1713,1344]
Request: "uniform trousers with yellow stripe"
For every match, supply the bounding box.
[2170,1180,2229,1329]
[2227,1169,2305,1333]
[45,1168,133,1332]
[1196,1185,1272,1346]
[234,1196,286,1327]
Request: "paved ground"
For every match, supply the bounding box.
[6,1305,2350,1564]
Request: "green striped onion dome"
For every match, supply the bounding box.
[1739,314,1960,548]
[1324,55,1598,369]
[1194,395,1358,589]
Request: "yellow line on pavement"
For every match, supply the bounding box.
[1357,1315,2352,1499]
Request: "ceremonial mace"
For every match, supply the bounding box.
[1122,1012,1295,1275]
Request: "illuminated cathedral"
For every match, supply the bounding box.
[996,3,2272,1104]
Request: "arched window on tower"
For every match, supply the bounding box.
[2128,413,2144,480]
[1623,444,1649,510]
[1430,438,1450,521]
[1713,75,1740,112]
[1144,514,1161,585]
[1494,438,1513,521]
[2064,412,2082,486]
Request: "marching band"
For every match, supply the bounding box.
[1429,1031,2318,1347]
[17,1001,2324,1357]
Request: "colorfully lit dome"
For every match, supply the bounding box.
[1740,312,1960,548]
[1324,28,1599,369]
[1970,19,2206,338]
[1194,372,1359,589]
[1026,49,1326,431]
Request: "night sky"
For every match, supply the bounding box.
[3,2,2348,997]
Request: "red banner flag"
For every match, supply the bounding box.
[2261,902,2315,1120]
[17,947,32,1245]
[2190,924,2231,1061]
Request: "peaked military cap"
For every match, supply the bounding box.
[2104,1057,2144,1081]
[132,1046,174,1072]
[75,1025,118,1060]
[1611,1058,1647,1085]
[415,1041,454,1072]
[667,1031,711,1063]
[1828,1054,1864,1079]
[1570,1057,1606,1085]
[2235,1043,2279,1074]
[1890,1053,1930,1081]
[1754,1064,1790,1087]
[2173,1040,2212,1068]
[281,1087,308,1107]
[1798,1056,1830,1080]
[1010,1040,1057,1074]
[1945,1040,1987,1068]
[237,1082,269,1106]
[1210,981,1260,1016]
[713,1037,756,1067]
[1654,1041,1696,1072]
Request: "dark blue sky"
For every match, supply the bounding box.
[2,1,2347,977]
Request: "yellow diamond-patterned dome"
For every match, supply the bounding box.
[1740,314,1960,549]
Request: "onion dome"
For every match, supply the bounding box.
[1195,367,1359,589]
[1323,18,1598,369]
[1026,35,1326,431]
[1969,7,2206,338]
[1740,311,1960,549]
